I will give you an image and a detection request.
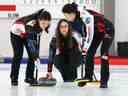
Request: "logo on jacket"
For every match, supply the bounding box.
[86,17,91,24]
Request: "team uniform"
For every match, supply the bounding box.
[47,32,83,82]
[68,8,114,87]
[84,10,115,87]
[47,11,94,81]
[10,11,43,84]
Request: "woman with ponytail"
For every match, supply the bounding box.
[62,3,115,88]
[10,9,51,86]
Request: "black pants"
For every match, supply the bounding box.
[10,33,35,81]
[54,49,81,82]
[85,31,114,82]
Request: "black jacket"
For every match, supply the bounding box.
[12,12,43,59]
[70,19,86,37]
[48,36,82,72]
[87,9,115,36]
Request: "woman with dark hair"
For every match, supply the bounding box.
[62,3,115,88]
[62,3,86,37]
[62,2,94,56]
[83,10,115,88]
[10,9,51,86]
[44,19,82,82]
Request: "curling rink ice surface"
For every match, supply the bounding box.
[0,64,128,96]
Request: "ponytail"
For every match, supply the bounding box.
[62,2,81,20]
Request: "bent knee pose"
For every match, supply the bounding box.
[61,3,114,88]
[46,19,82,82]
[84,10,115,88]
[10,9,51,86]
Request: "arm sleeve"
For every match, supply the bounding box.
[72,32,83,51]
[17,13,37,24]
[81,11,94,52]
[11,12,37,36]
[73,32,83,45]
[47,37,56,72]
[11,22,26,36]
[17,9,44,24]
[104,18,115,38]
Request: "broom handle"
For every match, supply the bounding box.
[93,72,98,81]
[81,56,85,79]
[34,32,41,80]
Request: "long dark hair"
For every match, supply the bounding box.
[62,3,86,37]
[35,10,51,33]
[56,19,72,49]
